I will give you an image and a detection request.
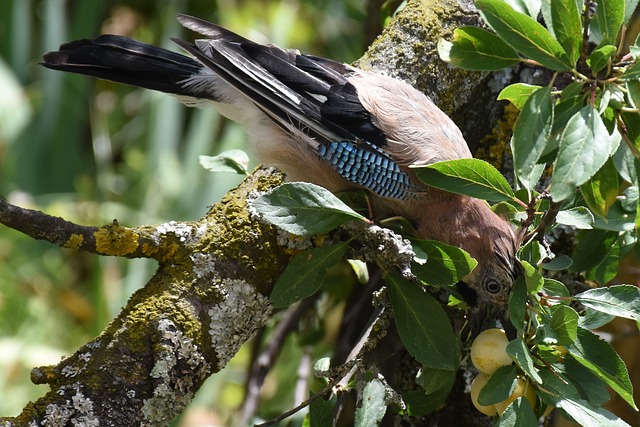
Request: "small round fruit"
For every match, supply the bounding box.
[470,328,513,374]
[495,377,537,415]
[470,373,498,416]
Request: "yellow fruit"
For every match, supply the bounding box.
[494,377,537,415]
[470,329,513,374]
[470,373,498,416]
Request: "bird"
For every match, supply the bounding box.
[42,14,520,307]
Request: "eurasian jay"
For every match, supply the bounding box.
[42,14,520,307]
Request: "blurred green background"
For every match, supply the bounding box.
[0,0,371,423]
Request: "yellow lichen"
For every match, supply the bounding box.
[94,223,139,256]
[64,233,84,250]
[476,103,520,169]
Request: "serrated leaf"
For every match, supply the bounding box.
[587,45,617,74]
[581,159,620,218]
[550,106,613,202]
[478,365,518,405]
[410,239,477,285]
[386,271,457,371]
[574,285,640,321]
[556,206,595,229]
[567,327,637,410]
[355,379,387,427]
[495,397,538,427]
[512,85,554,190]
[199,149,249,175]
[591,0,625,47]
[476,0,572,71]
[498,83,541,110]
[270,242,348,307]
[413,159,514,201]
[438,27,521,70]
[507,338,543,383]
[252,182,365,236]
[508,277,527,332]
[550,305,579,345]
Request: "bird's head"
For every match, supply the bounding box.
[457,215,522,308]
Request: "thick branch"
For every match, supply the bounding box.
[0,169,289,426]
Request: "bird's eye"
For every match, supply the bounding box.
[484,280,502,294]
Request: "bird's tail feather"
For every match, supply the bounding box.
[41,35,206,98]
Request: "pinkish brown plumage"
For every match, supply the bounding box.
[41,14,520,306]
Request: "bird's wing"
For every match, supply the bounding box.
[176,14,419,199]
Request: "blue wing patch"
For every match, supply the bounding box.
[318,140,417,199]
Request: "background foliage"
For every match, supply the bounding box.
[0,0,368,423]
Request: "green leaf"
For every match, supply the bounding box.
[574,285,640,321]
[199,149,250,175]
[579,307,616,330]
[593,201,636,232]
[413,158,515,201]
[570,229,618,272]
[475,0,572,71]
[626,79,640,109]
[355,379,387,427]
[410,239,477,285]
[270,242,348,307]
[550,106,613,202]
[497,83,541,110]
[543,90,587,161]
[411,367,456,415]
[556,207,594,229]
[252,182,365,236]
[386,271,458,371]
[612,142,637,184]
[437,27,521,70]
[507,338,543,383]
[512,85,554,190]
[585,234,627,285]
[503,0,540,17]
[309,391,337,427]
[567,327,637,410]
[542,278,570,298]
[565,355,611,407]
[587,45,617,74]
[478,364,518,405]
[508,277,527,332]
[521,260,544,294]
[495,397,538,427]
[591,0,625,47]
[541,0,582,65]
[537,369,629,426]
[581,159,620,218]
[623,60,640,81]
[541,255,573,271]
[550,305,579,345]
